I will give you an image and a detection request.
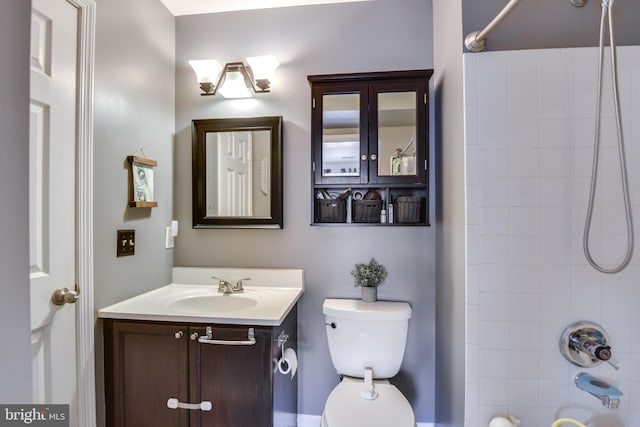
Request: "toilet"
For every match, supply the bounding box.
[321,298,415,427]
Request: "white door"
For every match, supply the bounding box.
[30,0,79,424]
[217,131,253,216]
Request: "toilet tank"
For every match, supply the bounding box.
[323,298,412,379]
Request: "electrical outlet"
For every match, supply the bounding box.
[117,229,135,257]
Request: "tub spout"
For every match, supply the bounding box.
[575,372,623,409]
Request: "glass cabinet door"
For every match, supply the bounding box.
[322,93,360,178]
[369,81,427,185]
[312,83,369,184]
[310,76,427,186]
[377,91,416,177]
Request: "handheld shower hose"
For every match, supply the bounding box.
[583,0,634,273]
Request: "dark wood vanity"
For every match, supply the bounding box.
[103,308,297,427]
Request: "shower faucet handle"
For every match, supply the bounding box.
[593,345,611,361]
[560,321,619,370]
[606,354,620,370]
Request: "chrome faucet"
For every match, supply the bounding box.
[211,276,249,294]
[234,277,250,292]
[575,372,623,409]
[560,321,619,370]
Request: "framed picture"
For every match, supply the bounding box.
[127,156,158,207]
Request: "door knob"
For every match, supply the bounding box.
[51,284,80,305]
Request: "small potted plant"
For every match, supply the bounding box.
[351,258,387,302]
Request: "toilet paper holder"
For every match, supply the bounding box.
[274,330,297,378]
[275,330,289,357]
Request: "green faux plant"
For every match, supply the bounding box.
[351,258,387,288]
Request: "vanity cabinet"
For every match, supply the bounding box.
[308,70,433,225]
[103,309,297,427]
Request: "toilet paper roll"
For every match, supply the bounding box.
[277,348,298,379]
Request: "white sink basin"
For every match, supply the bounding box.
[168,294,259,313]
[98,267,304,326]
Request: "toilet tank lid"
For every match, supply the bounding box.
[323,299,412,321]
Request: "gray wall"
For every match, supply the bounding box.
[462,0,640,52]
[93,0,174,423]
[174,0,436,420]
[93,0,175,310]
[432,2,467,426]
[0,0,32,402]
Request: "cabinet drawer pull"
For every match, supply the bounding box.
[167,398,212,411]
[197,327,256,346]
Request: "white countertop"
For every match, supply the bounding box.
[98,267,304,326]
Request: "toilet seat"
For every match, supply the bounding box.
[322,377,415,427]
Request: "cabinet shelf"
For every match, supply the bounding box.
[311,221,429,227]
[312,186,428,226]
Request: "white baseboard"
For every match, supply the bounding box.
[297,414,321,427]
[297,414,434,427]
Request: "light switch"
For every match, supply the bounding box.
[117,229,135,257]
[165,227,174,249]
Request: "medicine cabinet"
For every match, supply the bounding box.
[307,70,433,226]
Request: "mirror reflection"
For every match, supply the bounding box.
[205,130,271,217]
[377,91,417,177]
[192,116,282,228]
[321,93,360,177]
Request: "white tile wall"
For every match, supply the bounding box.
[464,47,640,427]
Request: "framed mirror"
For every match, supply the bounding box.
[192,116,283,228]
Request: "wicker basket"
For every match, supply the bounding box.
[352,199,382,223]
[316,199,347,223]
[395,196,421,223]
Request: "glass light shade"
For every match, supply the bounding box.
[245,55,279,81]
[189,59,222,84]
[217,70,252,99]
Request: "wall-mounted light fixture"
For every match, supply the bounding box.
[189,55,279,99]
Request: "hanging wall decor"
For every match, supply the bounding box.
[127,154,157,208]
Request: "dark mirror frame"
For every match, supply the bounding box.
[192,116,283,228]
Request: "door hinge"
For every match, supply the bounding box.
[312,161,316,172]
[425,159,428,170]
[424,93,427,104]
[312,98,316,109]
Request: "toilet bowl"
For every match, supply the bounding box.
[322,298,415,427]
[321,377,415,427]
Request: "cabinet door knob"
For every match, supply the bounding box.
[370,154,377,161]
[174,331,184,339]
[360,154,368,161]
[190,332,199,341]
